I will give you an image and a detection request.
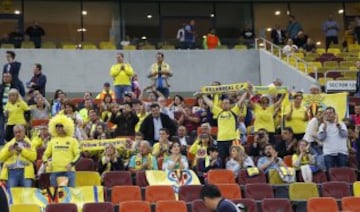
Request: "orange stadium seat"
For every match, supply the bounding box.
[111,185,142,203]
[156,200,187,212]
[307,197,338,212]
[216,184,242,200]
[342,197,360,211]
[207,170,235,184]
[31,119,49,127]
[145,185,176,203]
[119,201,150,212]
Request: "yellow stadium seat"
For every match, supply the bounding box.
[161,45,175,50]
[316,48,326,55]
[268,169,287,185]
[306,52,320,58]
[323,61,338,68]
[1,43,15,49]
[309,62,322,68]
[293,52,304,58]
[83,44,97,49]
[327,48,341,55]
[75,171,101,186]
[234,45,247,50]
[318,78,325,86]
[345,56,359,61]
[21,41,35,48]
[99,41,116,50]
[304,56,316,62]
[143,45,156,50]
[123,45,136,50]
[339,61,355,69]
[42,41,56,49]
[348,44,360,51]
[343,72,357,79]
[350,66,358,71]
[289,182,319,201]
[354,181,360,197]
[10,204,41,212]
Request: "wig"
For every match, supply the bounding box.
[49,114,75,137]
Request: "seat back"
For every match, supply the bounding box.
[307,197,338,212]
[321,181,351,198]
[289,182,319,201]
[342,196,360,211]
[111,185,141,203]
[119,201,150,212]
[238,169,266,185]
[354,181,360,197]
[232,199,257,212]
[192,199,211,212]
[216,184,242,200]
[11,204,41,212]
[45,203,77,212]
[145,185,176,203]
[245,183,274,200]
[178,185,202,202]
[156,200,187,212]
[103,171,132,187]
[83,202,113,212]
[329,167,357,183]
[261,198,293,212]
[207,170,235,184]
[75,171,101,186]
[135,171,148,187]
[75,158,95,171]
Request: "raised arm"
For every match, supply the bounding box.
[236,91,248,108]
[274,94,285,108]
[201,95,214,109]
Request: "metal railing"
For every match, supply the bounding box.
[255,37,319,80]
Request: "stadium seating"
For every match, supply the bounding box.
[245,183,274,200]
[261,198,293,212]
[156,200,187,212]
[75,171,101,186]
[10,204,41,212]
[42,41,57,49]
[192,199,211,212]
[135,171,149,187]
[111,185,142,203]
[0,43,15,48]
[354,181,360,197]
[75,158,96,171]
[145,185,176,203]
[289,183,319,201]
[178,185,202,202]
[45,203,77,212]
[119,201,151,212]
[123,45,136,50]
[102,171,133,187]
[342,196,360,211]
[216,183,242,199]
[207,169,235,184]
[238,169,266,185]
[82,202,113,212]
[21,41,35,48]
[307,197,338,212]
[321,181,351,199]
[329,167,357,183]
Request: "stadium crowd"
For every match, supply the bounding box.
[0,47,359,190]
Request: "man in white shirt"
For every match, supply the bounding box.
[176,23,185,49]
[318,106,348,170]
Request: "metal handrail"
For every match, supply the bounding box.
[255,37,319,80]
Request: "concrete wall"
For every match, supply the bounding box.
[0,49,260,95]
[259,49,318,92]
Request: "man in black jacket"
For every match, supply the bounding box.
[3,51,25,97]
[140,103,177,145]
[0,73,21,144]
[26,63,47,96]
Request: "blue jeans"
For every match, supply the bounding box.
[50,171,75,187]
[114,85,131,102]
[217,140,233,167]
[8,169,32,187]
[324,154,348,171]
[157,87,170,98]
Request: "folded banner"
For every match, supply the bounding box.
[80,138,132,151]
[7,186,104,210]
[146,170,201,197]
[200,83,248,94]
[253,86,288,95]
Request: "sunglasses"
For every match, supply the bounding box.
[56,124,64,128]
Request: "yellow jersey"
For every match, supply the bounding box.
[4,100,30,125]
[253,104,275,133]
[109,63,134,86]
[285,105,307,134]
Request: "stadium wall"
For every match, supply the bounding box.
[0,49,260,95]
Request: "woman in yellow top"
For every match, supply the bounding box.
[292,140,318,182]
[189,133,213,167]
[285,93,309,140]
[4,89,30,141]
[135,102,148,133]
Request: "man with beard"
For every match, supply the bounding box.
[257,144,286,174]
[111,102,139,137]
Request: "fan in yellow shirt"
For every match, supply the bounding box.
[284,93,309,140]
[201,91,247,162]
[4,89,30,141]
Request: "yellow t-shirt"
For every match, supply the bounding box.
[152,142,169,158]
[212,105,246,141]
[292,153,311,170]
[109,63,134,86]
[253,104,275,133]
[4,100,30,125]
[285,106,307,134]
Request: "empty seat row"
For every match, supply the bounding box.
[307,196,360,212]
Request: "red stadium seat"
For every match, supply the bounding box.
[321,181,351,199]
[156,200,187,212]
[75,158,95,171]
[261,198,293,212]
[238,169,266,185]
[232,199,257,212]
[102,171,133,187]
[245,183,274,200]
[307,197,338,212]
[119,201,150,212]
[329,167,357,183]
[178,185,202,202]
[192,199,211,212]
[313,171,328,183]
[207,170,235,184]
[83,202,113,212]
[216,184,242,200]
[31,119,49,127]
[111,186,142,203]
[135,171,148,187]
[145,185,176,203]
[45,203,77,212]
